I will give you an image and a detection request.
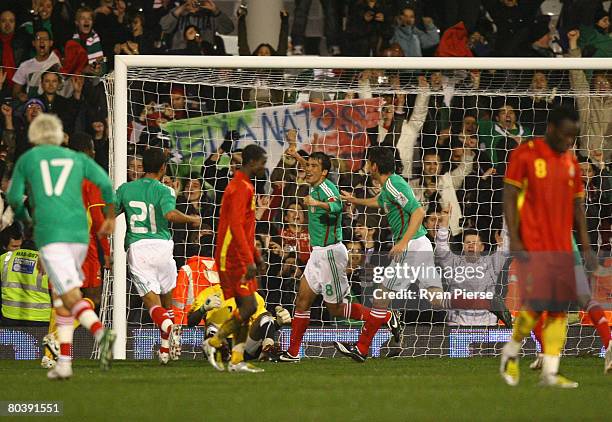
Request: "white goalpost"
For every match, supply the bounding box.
[108,55,612,360]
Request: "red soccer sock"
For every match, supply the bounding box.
[287,310,310,357]
[60,343,72,359]
[533,317,545,353]
[71,299,103,340]
[343,303,391,323]
[149,305,173,336]
[356,308,387,356]
[444,298,492,310]
[587,303,611,349]
[166,309,175,324]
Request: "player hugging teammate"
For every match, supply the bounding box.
[278,146,402,362]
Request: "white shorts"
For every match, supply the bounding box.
[383,235,442,292]
[304,242,349,304]
[128,239,177,296]
[40,242,88,296]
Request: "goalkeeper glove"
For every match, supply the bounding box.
[274,306,291,325]
[202,295,222,311]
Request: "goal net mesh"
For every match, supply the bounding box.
[103,65,611,360]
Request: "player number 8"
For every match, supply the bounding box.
[534,159,547,178]
[325,284,333,296]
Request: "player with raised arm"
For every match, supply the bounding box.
[500,106,598,388]
[202,144,268,373]
[335,146,511,362]
[6,114,116,379]
[115,148,201,365]
[278,140,401,363]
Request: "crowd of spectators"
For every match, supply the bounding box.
[0,0,610,327]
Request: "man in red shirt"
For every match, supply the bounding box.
[500,107,598,388]
[81,180,110,306]
[203,144,267,373]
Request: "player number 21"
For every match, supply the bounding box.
[40,159,74,196]
[129,201,157,234]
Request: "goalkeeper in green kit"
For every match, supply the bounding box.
[7,114,116,379]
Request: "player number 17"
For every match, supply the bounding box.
[40,159,74,196]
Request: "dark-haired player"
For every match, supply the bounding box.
[278,147,402,363]
[336,146,510,362]
[203,144,268,373]
[500,106,598,388]
[115,148,201,365]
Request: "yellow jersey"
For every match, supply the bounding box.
[189,284,267,327]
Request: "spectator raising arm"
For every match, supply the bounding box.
[434,205,453,265]
[397,76,431,179]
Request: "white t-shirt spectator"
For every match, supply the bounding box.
[12,53,61,97]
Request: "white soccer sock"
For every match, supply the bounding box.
[72,300,104,341]
[161,319,172,335]
[541,354,560,377]
[503,339,521,357]
[56,315,74,362]
[161,336,170,349]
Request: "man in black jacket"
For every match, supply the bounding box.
[36,71,81,136]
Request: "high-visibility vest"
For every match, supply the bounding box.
[172,256,219,325]
[0,249,51,322]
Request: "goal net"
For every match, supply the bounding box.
[104,56,611,360]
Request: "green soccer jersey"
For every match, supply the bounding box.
[115,177,177,249]
[308,178,343,247]
[6,145,114,248]
[377,173,427,242]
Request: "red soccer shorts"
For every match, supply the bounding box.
[81,256,102,288]
[219,270,258,299]
[516,251,576,312]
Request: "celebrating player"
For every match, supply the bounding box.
[202,144,268,373]
[335,146,511,362]
[188,284,292,362]
[115,148,201,365]
[41,132,112,369]
[7,114,116,379]
[500,106,598,388]
[278,144,401,363]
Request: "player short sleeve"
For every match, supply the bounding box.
[158,183,177,216]
[572,158,584,198]
[114,184,125,214]
[388,177,421,214]
[504,146,527,188]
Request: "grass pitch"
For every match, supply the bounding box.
[1,357,607,421]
